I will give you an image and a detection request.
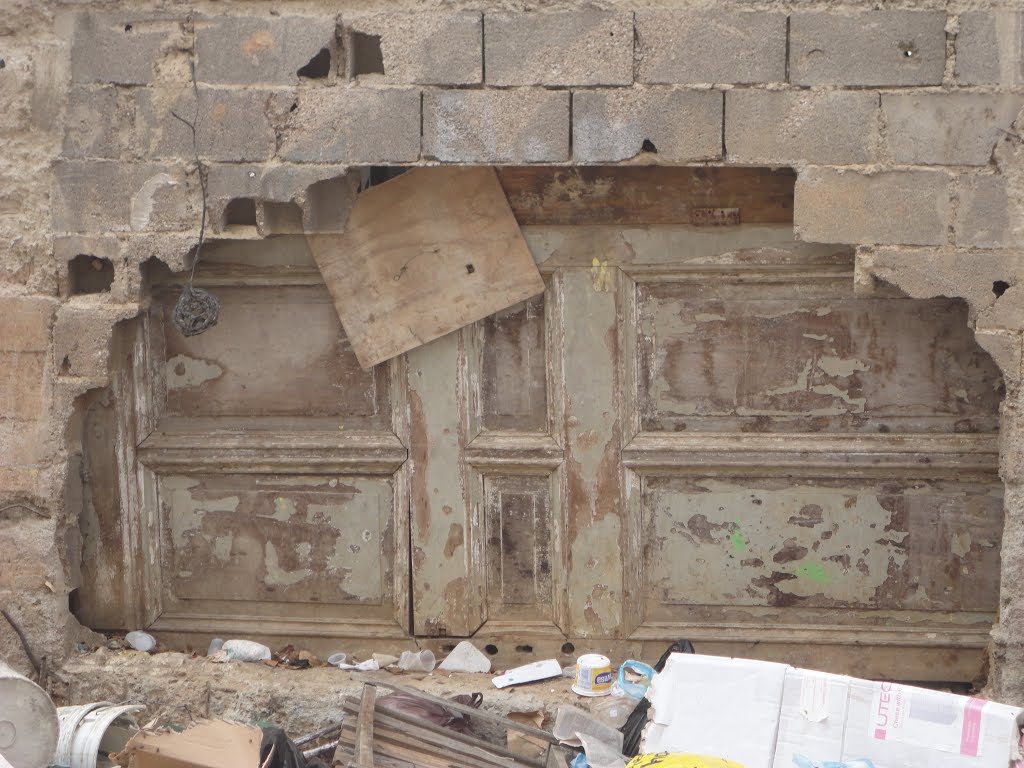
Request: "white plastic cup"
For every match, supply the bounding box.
[397,649,436,672]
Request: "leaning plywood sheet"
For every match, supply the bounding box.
[113,720,262,768]
[307,166,545,369]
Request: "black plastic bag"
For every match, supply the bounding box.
[619,639,696,757]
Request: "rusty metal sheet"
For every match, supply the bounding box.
[161,474,395,605]
[637,285,1003,433]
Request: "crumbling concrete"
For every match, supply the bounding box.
[3,1,1024,724]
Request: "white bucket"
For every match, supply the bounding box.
[572,653,613,697]
[55,703,143,768]
[0,660,59,768]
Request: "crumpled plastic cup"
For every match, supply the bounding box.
[221,639,272,662]
[398,649,436,672]
[125,631,156,653]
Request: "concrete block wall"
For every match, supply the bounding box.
[3,0,1024,702]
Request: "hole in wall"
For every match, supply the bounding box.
[223,198,258,228]
[0,59,6,70]
[898,41,917,58]
[351,32,385,76]
[68,254,114,295]
[440,643,456,653]
[484,644,499,656]
[263,201,304,234]
[993,280,1010,297]
[515,644,533,653]
[641,139,658,154]
[466,263,475,274]
[297,48,331,79]
[561,642,575,656]
[124,23,133,32]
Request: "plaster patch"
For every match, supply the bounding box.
[166,354,224,389]
[131,173,177,231]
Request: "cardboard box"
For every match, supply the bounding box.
[644,653,788,768]
[772,673,1023,768]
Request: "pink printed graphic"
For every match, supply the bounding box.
[960,698,986,756]
[874,728,887,741]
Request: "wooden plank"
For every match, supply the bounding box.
[497,166,796,225]
[354,678,558,743]
[353,684,377,768]
[339,697,545,768]
[307,166,545,369]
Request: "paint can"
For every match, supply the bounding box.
[572,654,613,697]
[0,660,59,768]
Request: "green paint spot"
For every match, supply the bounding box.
[727,523,747,553]
[795,562,830,584]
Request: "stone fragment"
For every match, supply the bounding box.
[423,90,569,163]
[485,11,632,86]
[635,11,786,84]
[53,303,139,378]
[574,88,722,163]
[134,88,277,163]
[955,12,1024,86]
[795,168,950,246]
[195,15,338,85]
[956,175,1022,249]
[726,90,878,165]
[438,641,491,673]
[883,94,1024,166]
[347,13,482,84]
[279,87,420,164]
[790,11,947,86]
[71,12,181,85]
[62,86,118,159]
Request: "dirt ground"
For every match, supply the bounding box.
[59,647,590,738]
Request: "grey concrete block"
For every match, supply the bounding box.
[726,90,878,165]
[574,88,722,163]
[279,87,420,163]
[485,11,633,86]
[956,175,1021,248]
[635,11,786,84]
[71,12,182,85]
[795,168,950,246]
[955,12,1024,86]
[62,86,119,159]
[884,93,1024,166]
[53,161,196,233]
[790,11,947,86]
[423,89,569,163]
[195,15,338,85]
[347,12,482,85]
[134,87,277,163]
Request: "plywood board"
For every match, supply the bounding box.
[307,167,545,369]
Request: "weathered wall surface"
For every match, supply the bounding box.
[2,0,1024,702]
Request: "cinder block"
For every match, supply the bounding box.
[635,11,786,84]
[790,11,947,86]
[0,298,56,352]
[53,304,138,379]
[0,353,46,419]
[62,86,118,159]
[955,12,1023,86]
[134,87,277,163]
[883,93,1024,166]
[195,15,338,85]
[574,88,722,163]
[71,12,182,85]
[485,11,632,86]
[795,168,950,246]
[347,13,482,85]
[53,161,196,233]
[956,175,1022,248]
[279,87,420,163]
[423,89,569,163]
[726,90,878,165]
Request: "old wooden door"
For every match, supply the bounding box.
[408,168,1004,681]
[76,168,1004,680]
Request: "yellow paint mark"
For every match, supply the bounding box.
[591,257,613,292]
